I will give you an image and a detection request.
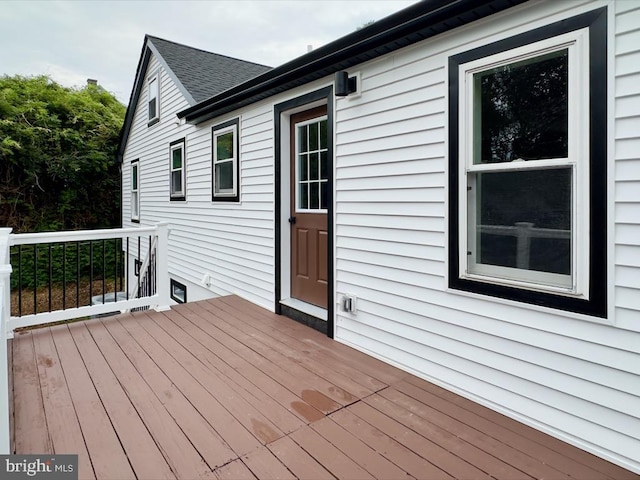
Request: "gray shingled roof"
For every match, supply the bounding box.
[147,35,272,103]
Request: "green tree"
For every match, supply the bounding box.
[0,75,125,233]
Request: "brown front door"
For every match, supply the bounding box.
[290,107,328,308]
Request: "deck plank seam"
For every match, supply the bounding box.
[83,319,187,479]
[401,376,623,480]
[69,321,177,480]
[60,323,138,479]
[39,327,97,479]
[122,311,276,454]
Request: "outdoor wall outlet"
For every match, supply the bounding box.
[201,273,212,288]
[342,294,357,314]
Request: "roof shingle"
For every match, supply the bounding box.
[147,35,272,103]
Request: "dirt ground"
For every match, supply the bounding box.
[10,278,123,317]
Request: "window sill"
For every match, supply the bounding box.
[212,196,240,203]
[147,118,160,127]
[446,282,611,325]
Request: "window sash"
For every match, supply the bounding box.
[170,143,185,197]
[148,74,159,122]
[213,124,237,197]
[458,29,589,298]
[131,162,139,220]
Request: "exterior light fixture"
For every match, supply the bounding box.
[334,71,357,96]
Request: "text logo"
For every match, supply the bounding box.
[1,455,77,480]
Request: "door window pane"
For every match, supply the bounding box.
[299,154,308,181]
[309,122,318,151]
[474,49,568,164]
[320,120,327,149]
[298,125,307,153]
[320,152,328,180]
[320,182,328,209]
[310,182,319,209]
[309,153,319,181]
[299,183,308,210]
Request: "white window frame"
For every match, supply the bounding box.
[212,121,239,201]
[147,71,160,125]
[295,115,329,214]
[458,29,590,298]
[170,139,186,200]
[131,160,140,222]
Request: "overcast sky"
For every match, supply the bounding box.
[1,0,417,104]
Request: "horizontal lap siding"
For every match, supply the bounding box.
[334,0,640,473]
[614,3,640,332]
[122,54,191,227]
[121,54,275,309]
[166,108,275,309]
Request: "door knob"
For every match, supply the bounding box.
[288,216,296,224]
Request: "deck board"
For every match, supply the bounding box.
[148,308,307,433]
[67,321,176,480]
[31,328,95,480]
[50,326,135,480]
[11,331,51,455]
[85,319,214,479]
[10,295,639,480]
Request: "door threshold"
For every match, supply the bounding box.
[279,298,327,334]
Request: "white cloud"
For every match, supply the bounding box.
[0,0,417,103]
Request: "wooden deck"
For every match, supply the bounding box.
[9,295,638,480]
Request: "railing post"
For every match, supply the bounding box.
[154,222,171,312]
[515,222,534,270]
[0,227,13,454]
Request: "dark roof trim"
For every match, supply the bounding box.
[178,0,527,124]
[116,37,152,163]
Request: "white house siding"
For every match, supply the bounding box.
[333,0,640,473]
[121,52,197,297]
[121,51,278,309]
[173,106,276,309]
[614,1,640,333]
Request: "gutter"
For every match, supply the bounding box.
[178,0,526,125]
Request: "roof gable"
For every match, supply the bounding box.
[147,36,271,103]
[116,35,271,162]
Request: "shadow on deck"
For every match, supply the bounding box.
[9,295,638,479]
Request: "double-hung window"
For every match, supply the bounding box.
[131,160,140,222]
[448,9,607,317]
[170,139,186,200]
[212,119,239,202]
[148,71,159,126]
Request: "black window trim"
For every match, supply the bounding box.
[211,118,240,203]
[447,7,607,318]
[131,159,140,224]
[170,279,187,303]
[147,70,160,127]
[169,137,186,201]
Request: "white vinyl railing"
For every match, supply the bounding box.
[478,222,570,269]
[0,222,171,453]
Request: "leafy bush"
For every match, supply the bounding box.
[0,75,125,233]
[9,239,125,291]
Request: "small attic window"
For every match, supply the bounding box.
[148,71,160,126]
